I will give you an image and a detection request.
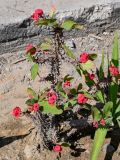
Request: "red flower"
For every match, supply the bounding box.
[32,13,39,21]
[88,73,95,80]
[48,95,57,105]
[100,118,106,126]
[80,52,89,63]
[77,94,88,104]
[26,44,36,55]
[63,80,71,88]
[93,121,98,128]
[35,9,44,15]
[53,145,62,152]
[33,103,39,112]
[12,107,22,118]
[109,66,119,76]
[47,91,57,105]
[32,9,43,21]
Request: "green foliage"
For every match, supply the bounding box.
[95,90,105,103]
[103,102,113,118]
[39,101,63,115]
[61,19,83,30]
[27,88,38,100]
[89,54,97,61]
[92,107,102,121]
[99,50,104,80]
[26,53,34,62]
[90,128,108,160]
[64,99,77,110]
[61,20,75,30]
[109,81,118,106]
[26,98,38,105]
[81,60,95,70]
[112,32,119,67]
[64,74,74,81]
[63,45,76,59]
[31,63,39,80]
[37,18,58,27]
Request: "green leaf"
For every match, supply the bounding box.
[70,88,77,95]
[63,45,76,59]
[31,63,39,80]
[112,32,119,67]
[61,142,71,147]
[115,103,120,114]
[95,90,105,103]
[55,81,63,92]
[109,81,118,106]
[92,107,102,121]
[25,99,37,105]
[55,81,67,98]
[47,19,58,27]
[83,92,94,99]
[117,118,120,127]
[90,128,108,160]
[64,99,76,109]
[39,101,63,115]
[27,88,38,100]
[64,74,74,81]
[37,19,48,25]
[40,42,51,51]
[75,65,82,75]
[81,60,95,70]
[89,54,97,61]
[103,102,113,117]
[99,50,104,80]
[61,20,76,30]
[77,83,82,91]
[26,53,34,62]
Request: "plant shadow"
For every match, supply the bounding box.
[104,128,120,160]
[0,132,30,148]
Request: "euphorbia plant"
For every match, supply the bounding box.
[89,33,120,160]
[12,7,84,151]
[74,33,120,160]
[11,7,120,160]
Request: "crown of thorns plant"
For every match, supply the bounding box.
[12,8,120,160]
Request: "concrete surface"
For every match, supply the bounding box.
[0,0,120,54]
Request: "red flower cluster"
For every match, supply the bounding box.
[26,44,36,55]
[47,91,57,105]
[93,119,106,128]
[77,94,88,104]
[28,103,40,112]
[12,107,22,118]
[100,118,106,126]
[88,73,95,80]
[63,80,71,88]
[109,65,119,76]
[53,145,62,152]
[80,52,89,63]
[93,121,98,128]
[32,9,44,21]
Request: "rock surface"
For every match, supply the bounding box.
[0,0,120,54]
[0,30,120,160]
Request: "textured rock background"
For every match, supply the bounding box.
[0,1,120,159]
[0,0,120,53]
